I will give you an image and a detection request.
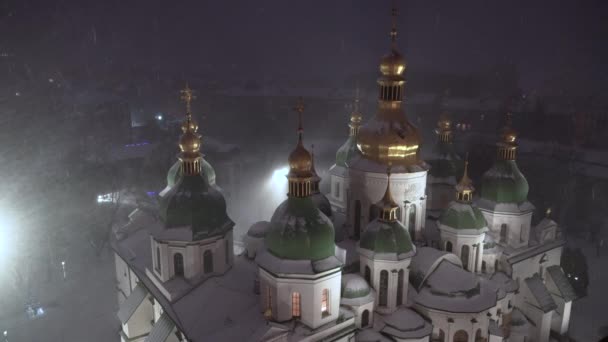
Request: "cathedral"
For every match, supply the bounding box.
[111,6,575,342]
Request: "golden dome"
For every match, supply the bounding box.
[288,139,313,177]
[179,130,201,154]
[357,106,421,166]
[380,50,406,76]
[437,112,452,132]
[181,117,198,133]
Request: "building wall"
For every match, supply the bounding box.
[414,307,492,342]
[480,209,533,249]
[439,228,485,273]
[427,176,457,216]
[347,169,427,241]
[509,246,562,281]
[359,255,410,314]
[259,268,342,330]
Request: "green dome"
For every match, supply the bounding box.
[265,197,335,261]
[438,202,487,230]
[360,220,414,255]
[335,136,359,167]
[481,160,529,203]
[159,173,233,240]
[427,142,461,178]
[166,158,216,188]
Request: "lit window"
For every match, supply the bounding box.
[321,289,329,315]
[292,292,301,317]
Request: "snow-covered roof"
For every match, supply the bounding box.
[409,247,462,290]
[380,308,433,339]
[524,274,557,313]
[414,260,498,313]
[506,239,564,265]
[117,283,148,324]
[355,329,392,342]
[256,249,343,276]
[247,221,271,238]
[489,272,519,294]
[145,312,174,342]
[546,265,577,302]
[111,208,268,342]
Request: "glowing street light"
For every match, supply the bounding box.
[61,260,66,279]
[155,113,163,121]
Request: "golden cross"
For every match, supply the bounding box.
[180,84,196,113]
[293,97,305,135]
[390,1,398,45]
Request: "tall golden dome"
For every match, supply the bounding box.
[287,98,314,197]
[356,4,422,166]
[177,85,203,175]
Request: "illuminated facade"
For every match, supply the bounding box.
[111,6,576,342]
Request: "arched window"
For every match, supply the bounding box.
[156,246,161,272]
[354,200,361,240]
[482,261,487,273]
[397,269,405,306]
[437,329,446,342]
[361,310,370,327]
[461,245,470,271]
[445,241,453,252]
[408,205,417,239]
[379,270,388,306]
[454,330,468,342]
[204,250,213,274]
[321,289,330,315]
[475,329,483,342]
[173,253,184,277]
[292,292,301,317]
[494,259,499,272]
[364,265,371,284]
[500,224,508,243]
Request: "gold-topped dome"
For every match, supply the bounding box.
[455,157,474,202]
[177,84,204,175]
[380,50,406,76]
[356,3,421,166]
[378,164,399,221]
[437,112,452,132]
[287,98,314,197]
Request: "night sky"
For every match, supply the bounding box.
[1,0,606,95]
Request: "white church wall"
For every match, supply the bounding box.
[122,296,154,341]
[414,306,491,342]
[510,246,562,281]
[439,228,485,272]
[480,210,533,249]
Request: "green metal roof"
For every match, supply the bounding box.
[167,158,216,188]
[158,172,233,240]
[428,142,461,178]
[265,197,336,261]
[438,202,487,230]
[480,160,529,203]
[360,220,414,254]
[335,136,359,167]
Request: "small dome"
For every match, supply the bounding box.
[341,274,371,298]
[247,221,271,238]
[438,202,487,231]
[265,197,335,261]
[179,131,201,153]
[360,220,414,256]
[481,160,529,203]
[158,173,233,239]
[288,141,313,177]
[380,50,406,76]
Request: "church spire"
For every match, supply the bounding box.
[349,86,363,137]
[455,154,474,203]
[178,84,203,176]
[378,163,399,222]
[498,112,518,160]
[287,97,314,197]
